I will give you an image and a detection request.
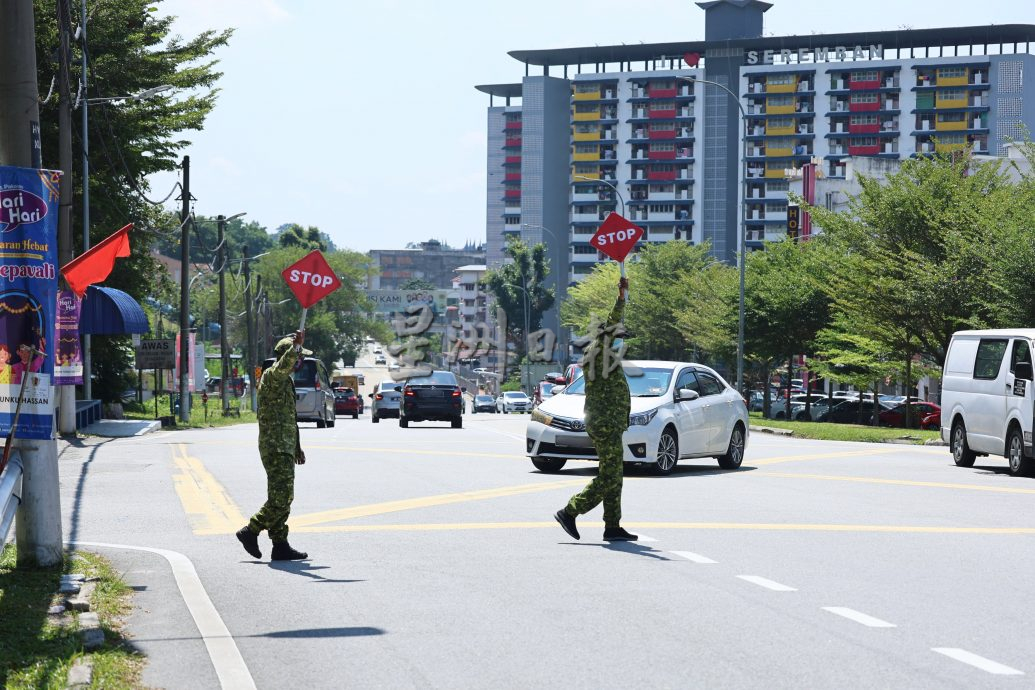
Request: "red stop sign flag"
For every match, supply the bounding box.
[281,250,342,309]
[591,213,644,262]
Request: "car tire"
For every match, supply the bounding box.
[399,417,409,428]
[372,413,380,424]
[654,427,678,475]
[451,416,462,429]
[531,457,566,473]
[1007,426,1032,476]
[951,421,976,467]
[717,424,746,470]
[316,416,326,429]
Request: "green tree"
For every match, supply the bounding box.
[276,224,335,252]
[482,237,554,357]
[399,278,436,291]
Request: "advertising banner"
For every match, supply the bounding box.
[55,289,82,384]
[0,166,61,439]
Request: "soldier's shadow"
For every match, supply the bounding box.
[266,561,365,583]
[567,541,671,561]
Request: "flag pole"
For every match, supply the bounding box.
[299,307,307,332]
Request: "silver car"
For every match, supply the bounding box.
[369,379,403,423]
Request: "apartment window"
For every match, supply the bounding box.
[767,73,796,85]
[504,217,520,225]
[850,93,878,104]
[573,245,597,255]
[649,143,675,152]
[850,114,879,125]
[650,164,674,172]
[649,184,674,193]
[768,94,794,106]
[574,103,599,114]
[768,118,794,129]
[574,164,596,175]
[574,83,599,94]
[574,143,598,154]
[649,204,674,214]
[574,123,597,134]
[651,80,674,89]
[765,162,785,172]
[649,100,676,111]
[937,112,966,123]
[649,122,676,131]
[939,89,966,101]
[765,203,787,214]
[766,180,790,192]
[937,67,967,79]
[850,70,879,82]
[854,137,878,147]
[769,137,794,149]
[939,134,966,144]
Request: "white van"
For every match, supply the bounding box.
[941,329,1035,475]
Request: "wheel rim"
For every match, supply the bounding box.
[953,426,965,463]
[657,432,677,471]
[1010,433,1023,472]
[729,428,744,466]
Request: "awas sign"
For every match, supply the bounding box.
[591,213,644,262]
[281,250,342,309]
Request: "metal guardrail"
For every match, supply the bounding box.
[0,451,23,546]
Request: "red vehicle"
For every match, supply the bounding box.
[876,401,940,428]
[920,409,941,431]
[334,388,363,419]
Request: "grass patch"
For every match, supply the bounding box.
[749,412,942,445]
[0,545,145,689]
[121,393,256,429]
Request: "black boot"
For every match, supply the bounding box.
[236,526,261,558]
[271,541,308,561]
[603,526,638,541]
[554,509,580,540]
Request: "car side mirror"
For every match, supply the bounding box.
[1016,361,1034,381]
[676,388,699,402]
[551,385,565,395]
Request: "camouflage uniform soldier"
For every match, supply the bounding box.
[554,277,638,542]
[236,330,311,561]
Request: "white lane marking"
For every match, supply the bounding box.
[71,541,256,690]
[822,607,896,628]
[670,551,717,564]
[932,648,1024,676]
[737,575,797,592]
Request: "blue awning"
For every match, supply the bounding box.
[78,286,149,335]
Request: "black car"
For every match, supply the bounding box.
[820,398,889,424]
[472,394,496,414]
[399,370,465,428]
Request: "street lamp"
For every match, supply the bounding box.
[78,79,172,401]
[679,75,747,394]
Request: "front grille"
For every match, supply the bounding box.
[549,415,586,432]
[537,441,597,457]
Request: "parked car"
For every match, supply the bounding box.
[472,394,496,414]
[533,380,559,407]
[261,356,335,428]
[920,409,940,431]
[526,360,748,475]
[765,394,831,421]
[875,401,941,428]
[399,370,465,428]
[563,363,583,385]
[334,388,363,419]
[369,379,403,423]
[819,398,890,425]
[497,391,533,414]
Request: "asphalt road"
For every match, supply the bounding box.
[56,392,1035,689]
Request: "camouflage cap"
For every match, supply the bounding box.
[274,337,312,357]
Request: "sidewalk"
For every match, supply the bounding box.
[80,419,162,438]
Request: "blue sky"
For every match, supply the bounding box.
[148,0,1028,253]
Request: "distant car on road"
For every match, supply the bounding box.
[497,391,532,414]
[334,388,363,419]
[399,370,465,429]
[369,379,402,423]
[472,394,496,414]
[374,354,387,365]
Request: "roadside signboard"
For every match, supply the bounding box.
[591,213,644,262]
[135,338,176,369]
[281,250,342,309]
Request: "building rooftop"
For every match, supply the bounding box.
[454,265,487,272]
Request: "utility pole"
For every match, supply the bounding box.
[178,155,191,423]
[0,0,63,568]
[55,0,75,434]
[243,245,257,410]
[217,215,229,413]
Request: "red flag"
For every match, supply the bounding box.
[61,223,133,297]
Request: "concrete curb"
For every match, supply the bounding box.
[750,424,794,436]
[81,419,162,438]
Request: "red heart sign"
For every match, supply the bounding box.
[281,250,342,309]
[683,52,701,67]
[591,213,644,263]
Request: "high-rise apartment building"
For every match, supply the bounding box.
[477,0,1035,338]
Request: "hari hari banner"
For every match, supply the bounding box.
[0,166,60,439]
[55,290,82,385]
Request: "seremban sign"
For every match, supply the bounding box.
[746,44,884,65]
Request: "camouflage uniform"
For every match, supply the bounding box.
[247,337,304,542]
[564,293,630,528]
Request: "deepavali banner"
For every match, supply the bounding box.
[55,290,83,385]
[0,166,60,439]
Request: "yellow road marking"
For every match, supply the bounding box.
[757,472,1035,495]
[171,444,248,535]
[290,521,1035,535]
[289,479,589,528]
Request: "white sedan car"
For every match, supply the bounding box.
[526,360,748,475]
[497,391,533,413]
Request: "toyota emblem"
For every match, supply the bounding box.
[571,420,585,431]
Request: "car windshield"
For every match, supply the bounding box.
[504,392,528,399]
[475,395,493,402]
[292,360,317,387]
[406,371,458,386]
[378,380,400,391]
[562,365,673,397]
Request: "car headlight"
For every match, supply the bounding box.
[629,408,659,426]
[530,409,552,425]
